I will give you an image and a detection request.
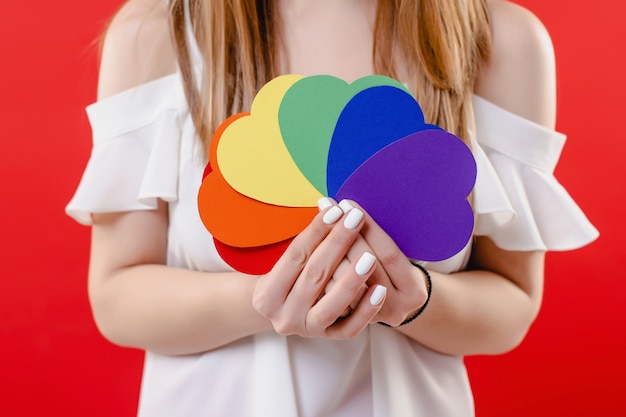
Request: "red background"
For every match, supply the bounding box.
[0,1,623,416]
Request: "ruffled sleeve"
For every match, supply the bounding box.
[472,95,599,251]
[66,73,188,225]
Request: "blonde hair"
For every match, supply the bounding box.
[169,0,491,154]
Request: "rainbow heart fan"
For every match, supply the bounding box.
[198,74,477,274]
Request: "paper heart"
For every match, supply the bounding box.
[198,166,317,247]
[214,238,293,275]
[198,74,477,273]
[278,75,409,196]
[327,85,440,197]
[216,74,323,207]
[336,129,476,261]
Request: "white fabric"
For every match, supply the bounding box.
[471,95,599,251]
[66,72,598,417]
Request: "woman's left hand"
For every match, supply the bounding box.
[339,200,430,327]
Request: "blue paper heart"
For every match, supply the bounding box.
[326,85,439,197]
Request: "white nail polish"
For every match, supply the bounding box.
[355,252,376,276]
[318,197,333,211]
[323,206,343,225]
[338,199,354,213]
[369,285,387,306]
[343,208,363,230]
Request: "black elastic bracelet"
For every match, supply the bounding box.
[379,261,432,327]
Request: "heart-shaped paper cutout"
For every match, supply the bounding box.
[327,85,439,197]
[198,167,317,247]
[336,129,476,261]
[216,74,323,207]
[278,75,409,195]
[198,74,477,272]
[214,238,293,275]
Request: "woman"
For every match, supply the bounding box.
[67,0,598,415]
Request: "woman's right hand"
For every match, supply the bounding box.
[252,198,387,339]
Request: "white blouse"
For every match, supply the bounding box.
[66,72,598,417]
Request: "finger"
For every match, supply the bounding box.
[344,234,391,288]
[337,200,393,289]
[254,203,345,318]
[283,206,365,314]
[323,258,351,294]
[325,284,387,339]
[324,258,353,316]
[306,251,377,330]
[342,200,415,290]
[325,258,368,316]
[336,200,428,326]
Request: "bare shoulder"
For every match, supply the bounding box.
[475,0,557,128]
[97,0,177,99]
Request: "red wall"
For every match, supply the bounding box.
[0,1,623,416]
[466,1,626,416]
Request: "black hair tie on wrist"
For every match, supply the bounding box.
[379,261,432,327]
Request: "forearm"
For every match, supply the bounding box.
[396,266,541,356]
[89,264,272,356]
[393,235,546,356]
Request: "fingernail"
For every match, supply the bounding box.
[355,252,376,276]
[338,199,354,213]
[318,197,333,211]
[323,206,343,225]
[369,285,387,306]
[343,208,363,230]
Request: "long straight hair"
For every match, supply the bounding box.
[169,0,491,154]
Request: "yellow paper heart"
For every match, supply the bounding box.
[216,74,323,207]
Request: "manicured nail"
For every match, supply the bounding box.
[323,206,343,225]
[343,208,363,230]
[338,199,354,213]
[318,197,333,211]
[369,285,387,306]
[355,252,376,276]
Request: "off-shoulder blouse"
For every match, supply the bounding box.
[66,72,598,417]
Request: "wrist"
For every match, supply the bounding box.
[380,260,432,327]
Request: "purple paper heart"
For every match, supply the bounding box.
[335,129,476,262]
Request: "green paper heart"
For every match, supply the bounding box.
[277,75,408,195]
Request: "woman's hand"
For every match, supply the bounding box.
[252,198,387,338]
[339,200,430,327]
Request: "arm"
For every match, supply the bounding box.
[89,0,272,355]
[364,1,556,355]
[91,202,385,354]
[397,241,545,356]
[90,203,274,355]
[89,1,383,355]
